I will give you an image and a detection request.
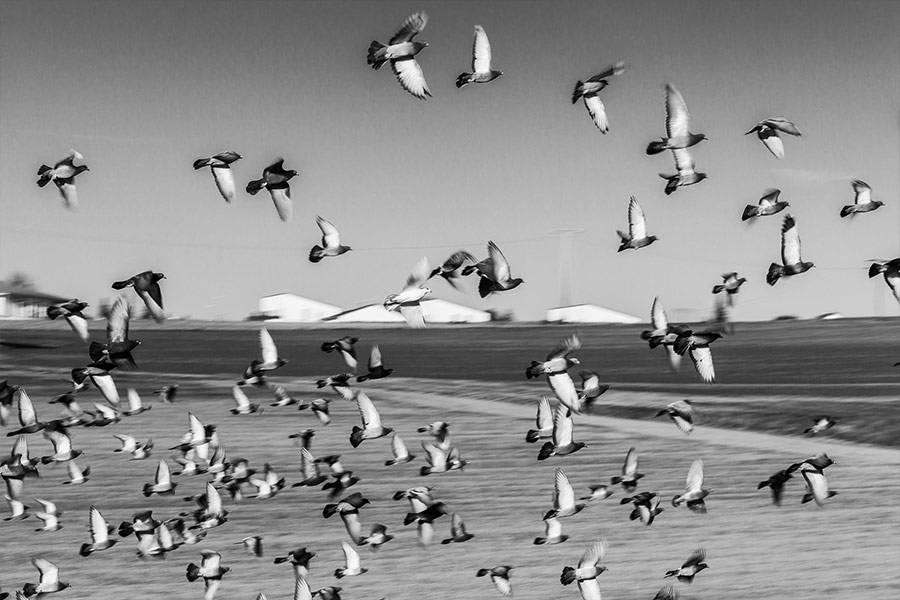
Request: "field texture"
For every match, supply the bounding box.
[0,320,898,600]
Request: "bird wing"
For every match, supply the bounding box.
[390,433,409,459]
[623,447,639,477]
[759,189,781,208]
[546,334,581,360]
[852,179,872,206]
[801,467,829,506]
[689,346,715,384]
[555,468,575,510]
[627,197,647,240]
[685,459,704,493]
[189,413,206,443]
[211,165,236,202]
[421,441,446,467]
[355,391,383,429]
[341,542,361,570]
[368,344,383,369]
[548,372,581,413]
[127,388,144,411]
[664,83,690,139]
[299,448,321,479]
[491,572,513,597]
[107,295,130,343]
[16,389,38,427]
[578,538,608,567]
[390,11,428,43]
[583,96,609,133]
[294,573,313,600]
[472,25,492,73]
[536,395,553,429]
[764,116,802,136]
[341,511,362,544]
[46,426,72,454]
[650,296,669,330]
[269,187,293,222]
[552,404,574,447]
[233,385,251,410]
[391,57,431,100]
[33,557,59,586]
[759,130,785,159]
[487,241,512,284]
[577,577,602,600]
[65,314,90,343]
[684,548,706,568]
[259,327,279,365]
[155,459,171,485]
[780,215,802,266]
[316,215,342,249]
[399,303,425,329]
[545,516,563,538]
[672,147,695,175]
[91,374,120,407]
[405,256,432,290]
[89,506,110,544]
[588,61,626,82]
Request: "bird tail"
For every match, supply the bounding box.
[766,263,783,286]
[477,276,493,299]
[456,73,472,88]
[537,441,554,461]
[839,204,854,218]
[88,342,106,363]
[461,265,477,276]
[142,483,155,497]
[79,542,94,557]
[712,285,725,294]
[571,81,584,104]
[868,262,885,278]
[349,426,364,448]
[671,495,683,507]
[560,566,577,585]
[308,246,325,263]
[664,569,679,579]
[367,41,388,69]
[111,279,133,290]
[321,342,336,353]
[525,429,541,443]
[185,563,200,581]
[245,178,265,195]
[525,362,543,379]
[646,140,668,155]
[741,205,758,221]
[192,158,211,170]
[334,568,345,579]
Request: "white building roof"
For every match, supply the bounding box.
[326,298,490,324]
[546,303,642,324]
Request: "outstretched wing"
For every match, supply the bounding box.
[316,215,342,249]
[472,25,492,73]
[627,197,647,240]
[780,214,802,266]
[685,459,704,493]
[259,327,278,365]
[664,83,690,139]
[390,11,428,44]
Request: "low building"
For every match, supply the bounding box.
[0,286,70,319]
[258,294,341,322]
[326,298,491,324]
[546,303,642,324]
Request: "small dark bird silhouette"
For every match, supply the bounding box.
[112,271,166,322]
[36,150,89,209]
[757,469,793,505]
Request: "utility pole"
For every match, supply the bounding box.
[549,229,584,307]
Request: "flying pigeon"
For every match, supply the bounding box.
[526,334,581,379]
[186,550,230,600]
[368,11,431,99]
[46,300,90,342]
[538,403,586,460]
[79,506,118,556]
[360,523,394,549]
[544,468,586,519]
[572,61,626,132]
[610,447,644,493]
[456,25,503,88]
[231,385,262,415]
[840,179,883,217]
[441,512,475,544]
[525,395,554,443]
[111,271,165,322]
[622,491,663,526]
[672,458,711,513]
[868,258,900,304]
[243,327,287,380]
[193,151,242,202]
[321,336,359,371]
[475,566,513,597]
[356,344,393,382]
[757,469,793,505]
[533,516,568,545]
[712,272,746,307]
[8,388,45,436]
[646,84,707,154]
[656,400,694,434]
[664,549,709,583]
[673,330,720,384]
[746,116,801,159]
[799,462,838,507]
[618,197,657,251]
[560,539,609,600]
[463,241,524,297]
[334,542,367,578]
[384,432,415,465]
[246,158,298,222]
[22,557,70,597]
[143,458,177,496]
[429,250,477,290]
[383,256,431,328]
[766,214,814,285]
[659,147,706,195]
[309,215,352,262]
[742,188,789,221]
[349,391,392,447]
[36,150,89,209]
[89,295,140,370]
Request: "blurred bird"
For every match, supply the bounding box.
[243,327,287,382]
[420,441,466,476]
[309,215,352,263]
[61,460,90,485]
[617,196,657,251]
[418,421,451,446]
[22,557,69,597]
[656,400,694,434]
[334,542,367,578]
[767,214,814,285]
[349,391,392,447]
[360,523,394,550]
[544,468,586,519]
[526,396,554,443]
[3,475,30,521]
[742,188,789,221]
[315,373,354,400]
[143,458,176,496]
[610,447,644,493]
[476,566,513,597]
[193,151,242,203]
[659,148,706,195]
[429,250,477,290]
[383,256,432,328]
[526,334,581,379]
[799,462,838,507]
[8,388,45,436]
[357,345,393,382]
[321,336,359,371]
[673,330,720,384]
[111,271,165,322]
[572,61,626,133]
[33,498,62,532]
[36,149,88,209]
[156,384,179,404]
[652,584,678,600]
[237,536,263,557]
[231,385,262,415]
[463,241,524,297]
[456,25,502,88]
[841,179,883,217]
[186,550,230,600]
[533,516,568,545]
[646,84,707,154]
[368,11,431,99]
[577,371,609,409]
[79,506,118,556]
[623,491,663,526]
[273,547,316,578]
[805,416,837,435]
[46,300,90,343]
[711,273,746,306]
[746,116,801,159]
[868,258,900,304]
[384,433,415,465]
[292,447,328,488]
[249,463,285,499]
[441,512,475,544]
[40,422,82,463]
[757,468,793,506]
[664,549,708,583]
[788,452,836,474]
[672,458,711,513]
[122,388,151,416]
[640,297,683,372]
[560,539,608,600]
[323,492,370,545]
[538,403,586,460]
[246,158,297,222]
[89,295,140,370]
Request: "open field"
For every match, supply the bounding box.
[1,319,899,600]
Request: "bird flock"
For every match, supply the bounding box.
[8,6,898,600]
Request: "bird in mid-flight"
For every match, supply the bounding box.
[456,25,503,88]
[868,258,900,304]
[463,241,524,297]
[383,256,432,328]
[36,149,89,209]
[617,196,657,251]
[245,158,298,222]
[840,179,883,217]
[111,271,166,322]
[368,11,431,99]
[742,188,789,221]
[572,61,626,133]
[309,216,352,263]
[646,84,707,154]
[766,214,814,285]
[193,151,242,203]
[746,116,801,159]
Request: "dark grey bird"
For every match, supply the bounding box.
[36,149,89,209]
[463,241,524,297]
[671,458,711,513]
[193,151,242,203]
[533,516,568,545]
[757,468,793,505]
[323,492,370,545]
[321,336,359,371]
[742,188,789,221]
[673,330,720,385]
[273,547,316,578]
[664,548,708,583]
[111,271,165,322]
[441,512,475,544]
[456,25,502,88]
[610,447,644,493]
[186,550,230,600]
[746,116,801,159]
[841,179,883,217]
[868,258,900,304]
[526,334,581,380]
[766,214,814,285]
[476,566,513,597]
[89,295,140,370]
[46,300,90,343]
[646,84,707,154]
[577,371,609,410]
[526,396,553,443]
[245,158,297,222]
[79,506,118,556]
[617,196,657,251]
[368,11,431,99]
[538,403,586,460]
[429,250,477,290]
[572,61,626,133]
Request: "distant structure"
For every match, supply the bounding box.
[545,303,642,324]
[258,293,342,322]
[0,285,70,319]
[326,298,491,325]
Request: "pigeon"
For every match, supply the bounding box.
[441,512,475,544]
[742,188,789,221]
[672,458,711,513]
[360,523,394,550]
[291,448,327,488]
[313,587,342,600]
[526,334,581,379]
[334,542,367,578]
[269,384,297,407]
[581,485,613,502]
[40,422,82,463]
[571,61,626,133]
[33,498,62,532]
[79,506,118,556]
[8,388,45,436]
[746,116,801,159]
[868,258,900,304]
[122,388,151,416]
[463,241,524,297]
[429,250,477,290]
[757,469,793,505]
[656,400,694,434]
[193,151,242,203]
[249,463,285,499]
[419,441,465,476]
[788,452,836,474]
[383,256,432,328]
[356,345,393,382]
[805,416,837,435]
[659,148,706,195]
[235,536,263,558]
[560,539,609,600]
[309,215,352,262]
[349,391,392,447]
[243,328,287,380]
[626,493,662,526]
[291,572,314,600]
[652,585,678,600]
[156,384,179,403]
[476,566,513,597]
[22,557,70,597]
[617,196,657,251]
[767,214,815,285]
[538,403,586,460]
[36,150,88,209]
[46,300,90,343]
[89,295,140,370]
[111,271,165,322]
[664,549,708,583]
[315,373,354,400]
[841,179,883,217]
[544,468,586,519]
[456,25,502,88]
[186,550,230,600]
[610,447,644,493]
[533,516,568,545]
[231,385,262,415]
[577,371,609,409]
[321,336,359,371]
[673,330,720,384]
[384,433,416,465]
[640,297,683,372]
[418,421,451,446]
[323,492,370,545]
[3,476,30,521]
[273,547,316,578]
[799,462,838,507]
[309,398,332,426]
[712,273,746,306]
[526,396,554,443]
[61,460,90,485]
[143,458,177,496]
[368,11,431,99]
[646,84,707,154]
[246,158,297,222]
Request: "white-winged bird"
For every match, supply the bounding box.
[368,11,431,99]
[46,300,90,343]
[767,214,814,285]
[111,271,165,322]
[671,458,711,513]
[664,549,708,583]
[186,550,229,600]
[383,257,432,328]
[193,151,242,203]
[868,258,900,304]
[618,196,657,251]
[463,241,524,297]
[646,84,707,154]
[572,61,626,133]
[456,25,502,88]
[309,216,352,262]
[245,158,297,222]
[742,188,788,221]
[841,179,883,217]
[746,116,801,159]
